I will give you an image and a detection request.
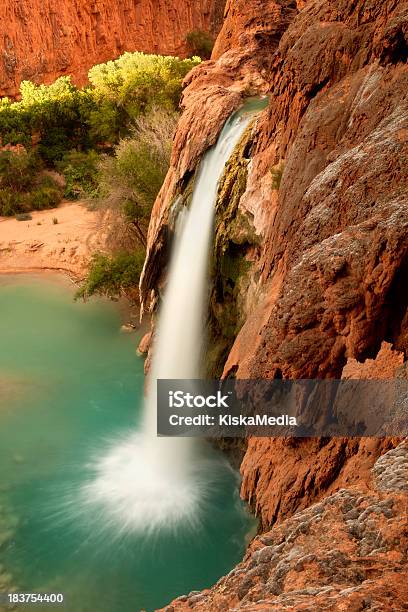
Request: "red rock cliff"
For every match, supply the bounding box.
[142,0,407,608]
[142,0,407,518]
[0,0,226,97]
[160,440,408,611]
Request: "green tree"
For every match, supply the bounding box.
[75,252,145,300]
[88,52,199,141]
[0,52,199,157]
[56,150,100,200]
[0,150,62,216]
[98,106,177,247]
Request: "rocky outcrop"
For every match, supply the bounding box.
[140,0,298,312]
[221,0,408,530]
[0,0,226,97]
[161,440,408,611]
[142,0,408,520]
[141,0,407,608]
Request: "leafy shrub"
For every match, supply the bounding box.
[37,128,73,164]
[18,78,96,157]
[15,213,32,221]
[99,107,177,247]
[0,151,62,215]
[56,150,100,199]
[186,30,214,59]
[0,98,32,148]
[75,251,145,300]
[0,188,23,216]
[0,149,42,192]
[0,78,96,156]
[24,180,62,211]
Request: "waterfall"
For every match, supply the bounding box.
[81,106,256,535]
[142,108,254,463]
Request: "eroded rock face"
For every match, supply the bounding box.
[140,0,298,311]
[224,0,408,381]
[161,440,408,611]
[221,0,408,530]
[240,437,401,529]
[143,0,407,525]
[0,0,226,97]
[142,0,407,607]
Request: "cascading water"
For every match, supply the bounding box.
[81,105,257,534]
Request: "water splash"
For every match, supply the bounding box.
[81,105,257,534]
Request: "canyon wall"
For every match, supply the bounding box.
[142,0,407,608]
[142,0,407,523]
[0,0,226,97]
[160,440,408,611]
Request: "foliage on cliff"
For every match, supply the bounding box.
[75,252,145,300]
[207,122,260,375]
[99,107,177,249]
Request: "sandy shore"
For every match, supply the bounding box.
[0,202,107,279]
